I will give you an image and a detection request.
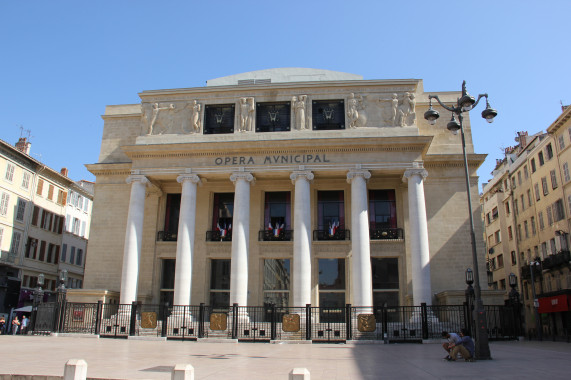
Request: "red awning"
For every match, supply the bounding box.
[537,294,570,313]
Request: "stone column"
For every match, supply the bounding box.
[229,172,254,306]
[290,170,314,307]
[347,169,373,308]
[403,166,432,306]
[173,174,201,306]
[120,175,149,305]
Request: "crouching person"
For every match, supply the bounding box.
[449,328,475,362]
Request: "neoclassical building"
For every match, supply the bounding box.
[78,68,491,309]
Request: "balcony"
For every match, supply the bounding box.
[157,231,177,242]
[0,250,17,264]
[206,230,232,242]
[370,227,403,240]
[258,230,293,241]
[542,250,571,270]
[521,263,542,280]
[313,229,350,241]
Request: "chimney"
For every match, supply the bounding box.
[60,168,69,177]
[15,138,31,154]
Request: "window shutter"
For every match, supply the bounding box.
[32,206,39,226]
[37,179,44,195]
[59,217,64,234]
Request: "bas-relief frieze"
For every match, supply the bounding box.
[139,90,418,137]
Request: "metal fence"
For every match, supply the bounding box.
[30,301,521,342]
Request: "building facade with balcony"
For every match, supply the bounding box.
[482,105,571,340]
[78,68,493,311]
[0,137,93,315]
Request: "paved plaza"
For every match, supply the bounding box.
[0,336,570,379]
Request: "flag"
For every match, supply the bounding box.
[268,222,273,231]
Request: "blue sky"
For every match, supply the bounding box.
[1,1,569,189]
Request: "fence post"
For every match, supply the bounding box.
[231,303,238,340]
[129,301,138,336]
[160,302,168,337]
[198,303,205,338]
[382,307,388,341]
[270,303,277,341]
[421,303,428,340]
[345,304,352,341]
[94,301,103,335]
[305,304,311,341]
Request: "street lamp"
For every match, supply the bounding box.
[424,81,497,360]
[57,269,68,303]
[33,273,45,304]
[529,259,542,340]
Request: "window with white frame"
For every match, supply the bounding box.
[534,183,540,201]
[84,199,89,212]
[21,172,30,189]
[542,177,549,195]
[565,162,571,183]
[0,192,9,216]
[550,170,558,189]
[553,199,565,222]
[15,198,26,222]
[9,231,21,254]
[559,135,565,150]
[539,211,545,230]
[77,195,83,210]
[547,206,554,226]
[5,163,15,182]
[80,221,86,237]
[72,218,80,235]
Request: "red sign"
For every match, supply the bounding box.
[537,295,570,313]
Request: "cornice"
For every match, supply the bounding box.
[547,106,571,134]
[85,163,132,176]
[138,79,422,98]
[101,113,141,120]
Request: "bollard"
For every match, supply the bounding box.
[63,359,88,380]
[172,364,194,380]
[289,368,310,380]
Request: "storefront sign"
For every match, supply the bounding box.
[537,294,570,313]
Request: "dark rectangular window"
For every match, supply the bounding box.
[531,158,536,173]
[160,259,175,307]
[211,193,233,241]
[263,259,290,308]
[210,259,231,309]
[164,194,181,236]
[256,102,291,132]
[538,152,544,166]
[318,258,346,321]
[204,104,235,134]
[369,190,397,229]
[312,100,345,130]
[264,192,291,230]
[317,191,345,230]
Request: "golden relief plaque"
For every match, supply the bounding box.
[357,314,376,332]
[210,313,227,331]
[141,312,157,329]
[282,314,300,332]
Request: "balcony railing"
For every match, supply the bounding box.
[0,250,17,263]
[542,250,571,270]
[313,229,350,241]
[370,227,403,240]
[258,230,293,241]
[157,231,177,242]
[206,230,232,242]
[521,263,542,280]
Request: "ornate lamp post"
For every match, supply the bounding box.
[31,273,45,332]
[529,259,542,340]
[424,81,497,359]
[57,269,68,304]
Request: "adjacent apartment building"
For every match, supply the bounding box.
[0,137,93,315]
[482,105,571,340]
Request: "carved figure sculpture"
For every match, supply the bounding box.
[239,97,255,132]
[347,93,367,128]
[397,92,416,127]
[293,95,307,130]
[146,103,175,135]
[191,100,202,133]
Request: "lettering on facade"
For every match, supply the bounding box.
[214,154,330,166]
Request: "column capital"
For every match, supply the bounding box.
[346,169,371,183]
[403,168,428,183]
[177,174,201,185]
[126,175,149,185]
[230,172,255,184]
[290,170,314,184]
